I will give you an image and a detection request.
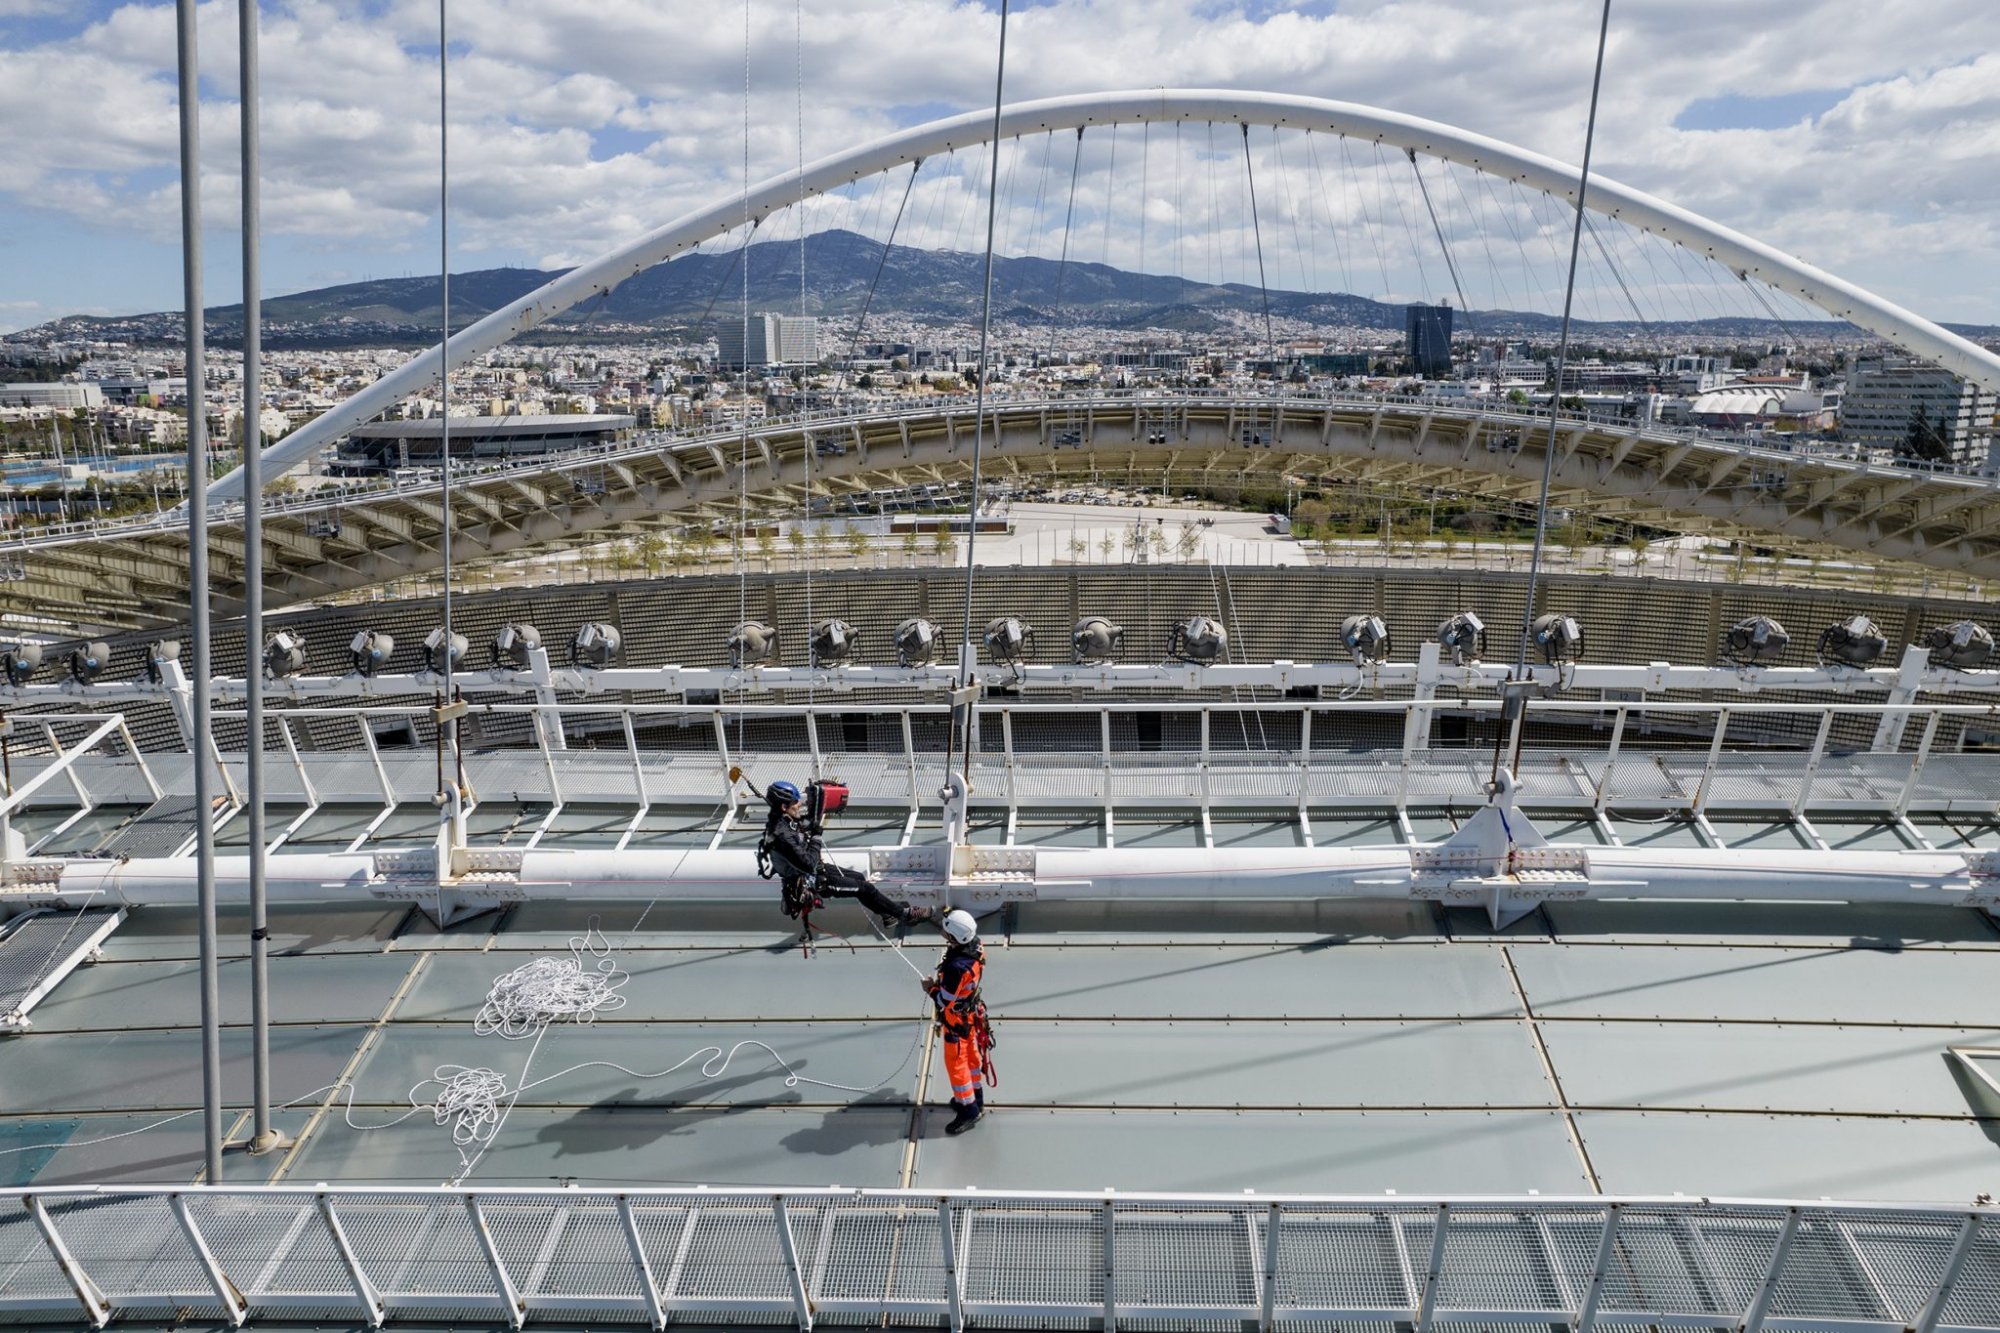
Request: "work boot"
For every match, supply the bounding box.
[945,1100,983,1136]
[901,905,936,928]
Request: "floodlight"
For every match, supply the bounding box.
[1437,611,1485,667]
[347,630,394,676]
[983,616,1035,666]
[571,622,621,668]
[143,639,183,685]
[1817,615,1886,669]
[67,642,110,685]
[423,627,469,674]
[264,631,307,678]
[1341,614,1391,666]
[1166,616,1229,666]
[1920,620,1994,672]
[729,621,780,668]
[490,622,542,671]
[0,644,41,687]
[894,616,941,667]
[1722,615,1791,667]
[1071,615,1124,665]
[810,619,859,668]
[1531,613,1584,665]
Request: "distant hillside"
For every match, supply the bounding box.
[23,228,1999,347]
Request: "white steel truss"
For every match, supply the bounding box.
[0,1186,1994,1332]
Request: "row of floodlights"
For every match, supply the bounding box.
[261,622,627,678]
[7,611,1990,688]
[1722,614,1997,671]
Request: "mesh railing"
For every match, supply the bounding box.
[2,1188,1993,1331]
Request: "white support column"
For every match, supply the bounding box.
[1405,641,1441,752]
[1416,1205,1450,1333]
[1259,1202,1281,1333]
[1912,1214,1981,1333]
[1001,710,1016,813]
[1593,708,1628,812]
[1574,1204,1619,1333]
[280,716,319,808]
[171,1194,247,1326]
[318,1193,386,1328]
[1794,711,1836,813]
[1297,708,1313,815]
[466,1196,525,1329]
[1898,712,1943,817]
[1100,1198,1117,1333]
[158,659,197,752]
[1738,1208,1801,1333]
[773,1197,813,1332]
[938,1199,964,1333]
[1874,646,1930,751]
[1692,709,1731,814]
[623,711,647,807]
[617,1197,667,1332]
[526,645,567,751]
[357,715,394,806]
[28,1196,109,1329]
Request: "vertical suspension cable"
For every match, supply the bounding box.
[237,0,277,1155]
[1046,129,1083,366]
[1409,149,1474,330]
[846,162,919,364]
[1239,124,1275,359]
[174,0,223,1187]
[1504,0,1614,783]
[737,0,751,755]
[437,0,457,797]
[955,0,1010,774]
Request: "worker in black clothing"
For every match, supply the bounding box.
[758,780,935,929]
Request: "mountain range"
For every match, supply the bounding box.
[22,228,2000,347]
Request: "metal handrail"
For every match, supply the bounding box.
[1,1186,1991,1333]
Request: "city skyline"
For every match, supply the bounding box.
[2,0,1998,334]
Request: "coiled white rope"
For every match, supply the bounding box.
[472,926,629,1039]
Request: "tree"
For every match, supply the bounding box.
[1292,498,1331,537]
[787,525,808,567]
[636,532,669,574]
[1068,535,1089,563]
[1628,533,1652,570]
[756,528,778,569]
[900,526,921,566]
[844,526,870,564]
[1506,388,1529,405]
[1097,532,1116,561]
[856,373,876,390]
[1176,521,1202,561]
[929,521,958,564]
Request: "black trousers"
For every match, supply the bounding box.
[814,861,909,920]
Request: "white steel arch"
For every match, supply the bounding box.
[212,88,2000,503]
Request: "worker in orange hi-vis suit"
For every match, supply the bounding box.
[925,909,994,1136]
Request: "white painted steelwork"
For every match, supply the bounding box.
[0,1186,1993,1332]
[209,89,2000,506]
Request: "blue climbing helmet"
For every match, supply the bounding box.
[767,779,802,808]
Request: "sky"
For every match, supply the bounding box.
[2,0,1998,335]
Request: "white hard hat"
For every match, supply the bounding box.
[941,909,978,944]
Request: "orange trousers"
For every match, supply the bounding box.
[942,1029,983,1106]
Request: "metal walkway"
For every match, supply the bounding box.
[0,1187,1994,1330]
[0,907,123,1032]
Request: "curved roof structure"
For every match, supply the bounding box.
[206,88,2000,506]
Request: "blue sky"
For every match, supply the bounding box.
[3,0,1999,332]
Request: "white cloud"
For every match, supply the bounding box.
[3,0,1999,325]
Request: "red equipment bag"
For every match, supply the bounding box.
[809,779,850,818]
